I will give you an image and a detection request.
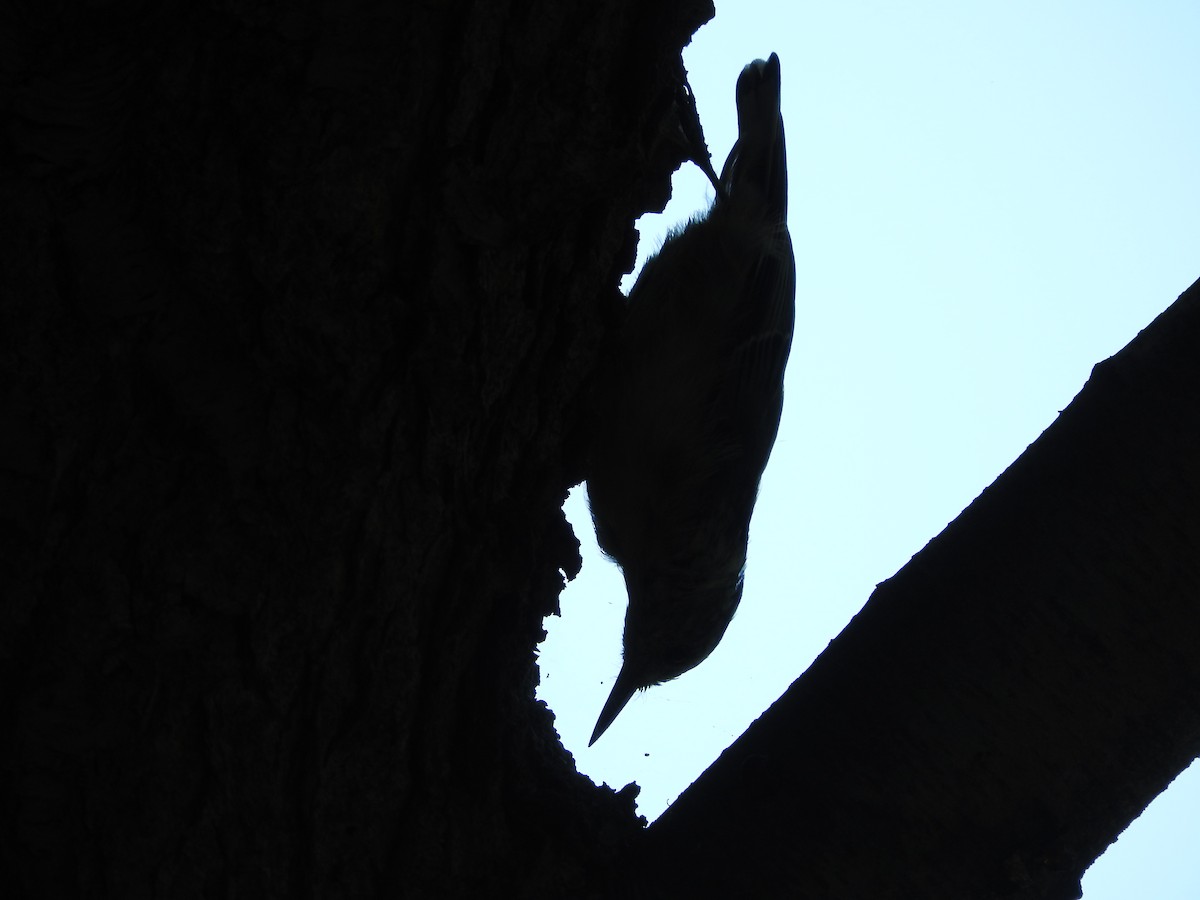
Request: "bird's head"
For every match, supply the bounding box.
[589,555,745,745]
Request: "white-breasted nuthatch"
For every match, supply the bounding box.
[587,54,794,745]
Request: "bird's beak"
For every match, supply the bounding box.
[589,666,639,746]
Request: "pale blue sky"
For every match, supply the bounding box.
[537,4,1200,896]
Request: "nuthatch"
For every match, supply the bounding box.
[587,54,794,745]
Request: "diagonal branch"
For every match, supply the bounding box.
[632,277,1200,899]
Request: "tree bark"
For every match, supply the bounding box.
[3,2,1198,899]
[1,2,712,897]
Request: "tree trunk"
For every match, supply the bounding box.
[3,2,1198,898]
[1,2,712,896]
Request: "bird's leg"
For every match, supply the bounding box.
[674,65,728,203]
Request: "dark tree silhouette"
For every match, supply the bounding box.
[2,2,1198,898]
[637,274,1200,898]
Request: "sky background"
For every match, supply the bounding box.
[536,3,1200,896]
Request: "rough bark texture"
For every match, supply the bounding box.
[3,2,1199,899]
[1,1,712,897]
